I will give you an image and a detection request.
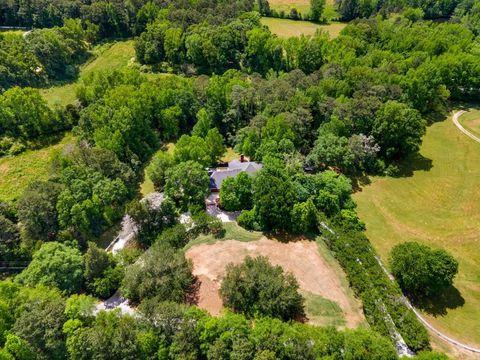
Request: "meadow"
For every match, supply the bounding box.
[40,40,136,107]
[267,0,339,20]
[261,17,346,38]
[353,109,480,347]
[0,133,73,202]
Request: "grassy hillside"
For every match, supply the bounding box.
[353,110,480,347]
[261,17,346,38]
[40,40,136,107]
[0,133,74,202]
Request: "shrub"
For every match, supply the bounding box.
[220,256,304,320]
[237,209,260,231]
[156,224,189,248]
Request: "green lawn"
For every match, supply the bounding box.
[303,291,346,327]
[261,17,346,38]
[184,222,263,250]
[40,40,136,107]
[0,133,74,202]
[353,110,480,347]
[458,108,480,139]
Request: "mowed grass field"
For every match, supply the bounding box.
[41,40,136,107]
[0,133,74,202]
[353,110,480,347]
[268,0,339,20]
[458,108,480,138]
[261,17,346,38]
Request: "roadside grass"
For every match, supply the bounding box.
[458,108,480,138]
[184,222,263,250]
[40,40,136,107]
[302,291,346,327]
[261,17,346,38]
[353,110,480,347]
[0,132,74,202]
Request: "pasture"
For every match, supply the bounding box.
[40,40,136,107]
[0,133,73,202]
[353,110,480,347]
[261,17,346,38]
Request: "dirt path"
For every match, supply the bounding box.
[185,237,365,328]
[452,110,480,143]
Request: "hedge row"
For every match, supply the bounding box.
[317,218,430,352]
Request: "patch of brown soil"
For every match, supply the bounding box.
[185,237,365,328]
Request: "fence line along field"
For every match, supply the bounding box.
[186,237,365,328]
[354,109,480,348]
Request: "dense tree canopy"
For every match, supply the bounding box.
[16,242,84,294]
[390,242,459,298]
[220,256,304,320]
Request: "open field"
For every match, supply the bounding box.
[353,110,480,347]
[185,237,365,327]
[0,133,73,202]
[458,108,480,139]
[261,17,346,38]
[40,40,136,107]
[268,0,338,20]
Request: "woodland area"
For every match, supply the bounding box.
[0,0,479,358]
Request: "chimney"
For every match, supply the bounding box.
[240,154,245,163]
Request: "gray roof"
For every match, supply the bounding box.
[210,161,262,189]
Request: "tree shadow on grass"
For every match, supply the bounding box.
[413,285,465,317]
[392,152,433,178]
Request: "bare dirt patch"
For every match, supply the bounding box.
[185,237,365,328]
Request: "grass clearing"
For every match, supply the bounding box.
[302,291,346,327]
[268,0,338,20]
[353,110,480,347]
[40,40,136,107]
[261,17,346,38]
[0,133,74,202]
[185,222,263,250]
[458,108,480,139]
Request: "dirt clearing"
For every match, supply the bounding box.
[185,237,365,328]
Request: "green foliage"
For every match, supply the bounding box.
[17,181,63,242]
[220,256,304,320]
[65,294,95,321]
[390,242,459,298]
[121,244,194,304]
[252,159,296,231]
[16,242,84,294]
[310,0,326,21]
[306,132,354,172]
[84,242,121,298]
[145,151,174,190]
[13,296,67,359]
[373,101,427,159]
[320,220,430,351]
[164,161,210,212]
[0,216,20,260]
[156,224,189,249]
[190,212,225,239]
[219,172,254,211]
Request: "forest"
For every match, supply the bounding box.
[0,0,479,358]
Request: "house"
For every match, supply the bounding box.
[209,155,262,192]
